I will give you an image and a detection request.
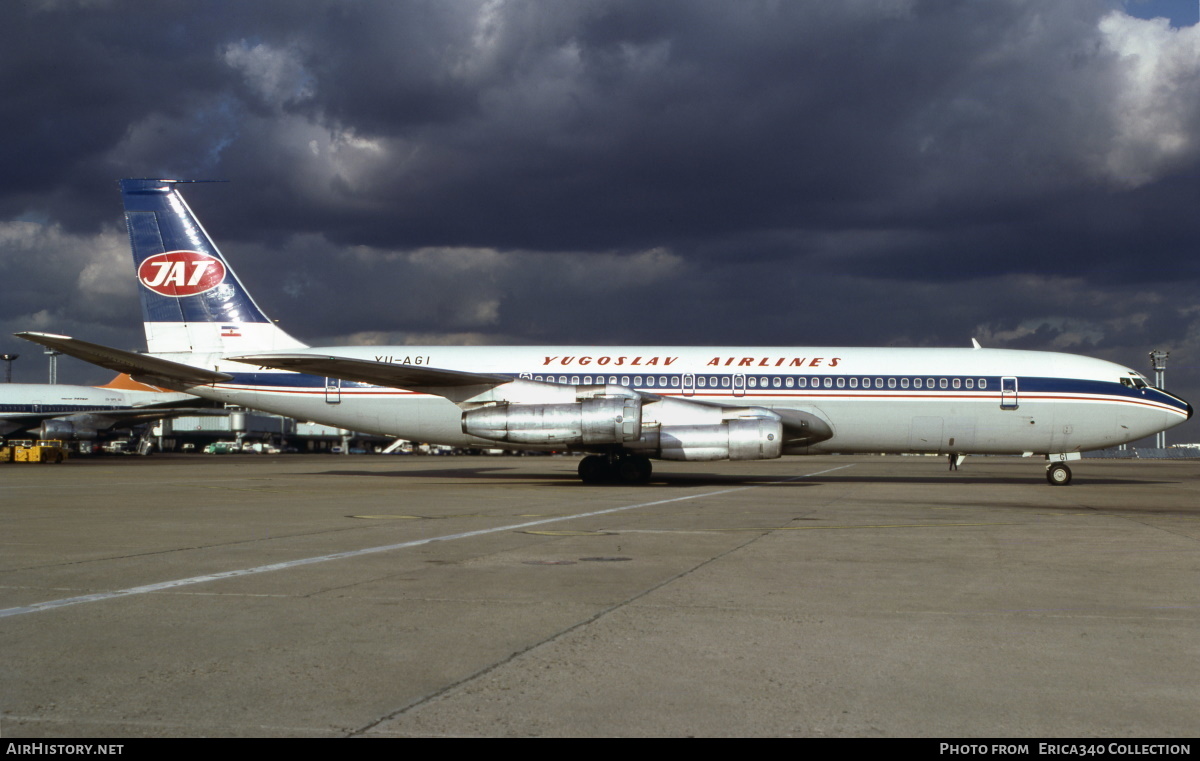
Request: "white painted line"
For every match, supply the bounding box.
[0,465,852,618]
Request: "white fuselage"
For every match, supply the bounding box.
[159,345,1189,455]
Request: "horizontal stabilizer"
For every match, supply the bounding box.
[14,332,232,387]
[230,353,510,390]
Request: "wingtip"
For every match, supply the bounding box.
[14,331,70,340]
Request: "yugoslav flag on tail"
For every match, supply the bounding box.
[119,179,307,355]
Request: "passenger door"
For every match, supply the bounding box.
[1000,376,1018,410]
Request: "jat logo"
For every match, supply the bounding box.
[137,251,227,297]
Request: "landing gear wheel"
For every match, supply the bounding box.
[579,454,653,484]
[579,455,612,484]
[618,454,652,484]
[1046,462,1072,486]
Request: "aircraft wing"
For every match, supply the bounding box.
[234,352,834,446]
[14,332,232,387]
[63,407,228,430]
[0,415,42,436]
[230,353,512,389]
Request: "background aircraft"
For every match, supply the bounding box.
[0,372,223,444]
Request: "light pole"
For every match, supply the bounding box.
[1149,350,1170,448]
[1,354,18,383]
[45,348,61,384]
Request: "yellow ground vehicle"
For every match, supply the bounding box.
[7,439,68,463]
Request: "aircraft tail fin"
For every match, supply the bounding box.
[119,179,307,355]
[96,373,169,392]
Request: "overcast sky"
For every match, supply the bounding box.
[2,0,1199,442]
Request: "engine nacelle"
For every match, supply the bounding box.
[631,417,784,461]
[462,398,642,446]
[38,419,98,441]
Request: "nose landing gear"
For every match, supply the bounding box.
[1046,462,1072,486]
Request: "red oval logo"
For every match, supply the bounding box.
[137,251,227,298]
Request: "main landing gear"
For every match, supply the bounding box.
[1046,462,1072,486]
[578,453,653,484]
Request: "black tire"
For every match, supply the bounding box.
[618,454,652,484]
[1046,463,1072,486]
[579,455,612,484]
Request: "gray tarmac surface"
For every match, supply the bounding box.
[1,453,1198,737]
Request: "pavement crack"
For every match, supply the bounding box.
[348,530,770,737]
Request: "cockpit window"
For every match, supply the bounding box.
[1123,375,1148,389]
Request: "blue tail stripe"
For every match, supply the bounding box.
[126,211,185,324]
[119,179,269,325]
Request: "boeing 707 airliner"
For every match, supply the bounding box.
[16,179,1192,484]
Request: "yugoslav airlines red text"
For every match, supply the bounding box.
[543,356,842,368]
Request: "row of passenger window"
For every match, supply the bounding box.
[528,375,990,391]
[0,404,115,413]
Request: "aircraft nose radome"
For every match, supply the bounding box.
[1155,388,1192,421]
[1171,392,1192,420]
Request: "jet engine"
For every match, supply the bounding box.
[462,397,642,446]
[630,417,784,461]
[37,419,98,441]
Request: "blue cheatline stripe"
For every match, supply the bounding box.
[222,370,1178,403]
[0,465,853,619]
[218,372,1189,417]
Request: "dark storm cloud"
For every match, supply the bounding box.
[2,0,1200,440]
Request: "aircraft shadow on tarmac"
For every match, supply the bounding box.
[306,467,1173,488]
[311,467,805,487]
